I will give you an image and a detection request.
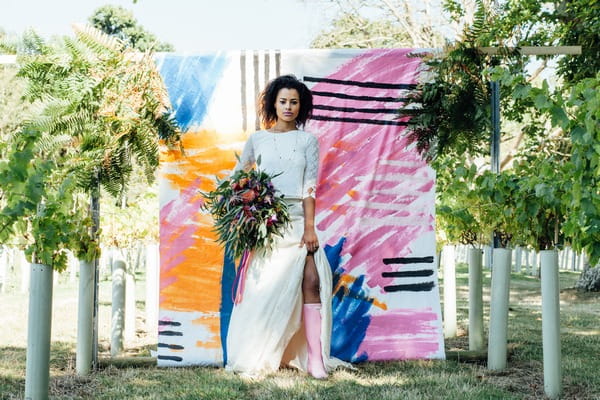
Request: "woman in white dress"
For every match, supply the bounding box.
[225,75,346,378]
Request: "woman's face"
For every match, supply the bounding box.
[274,88,300,123]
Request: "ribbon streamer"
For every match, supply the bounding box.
[232,249,252,304]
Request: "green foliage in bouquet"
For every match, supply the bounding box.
[202,158,291,259]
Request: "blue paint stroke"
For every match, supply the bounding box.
[219,247,236,365]
[325,238,374,363]
[324,237,346,274]
[156,54,229,131]
[222,237,376,364]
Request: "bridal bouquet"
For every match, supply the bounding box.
[202,159,291,302]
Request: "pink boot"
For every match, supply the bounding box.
[303,303,328,379]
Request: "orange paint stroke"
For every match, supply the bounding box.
[160,129,247,193]
[160,215,225,312]
[332,137,359,152]
[159,129,249,313]
[193,314,222,349]
[335,274,388,311]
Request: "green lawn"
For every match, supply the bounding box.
[1,264,598,399]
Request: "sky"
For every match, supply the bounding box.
[2,0,337,52]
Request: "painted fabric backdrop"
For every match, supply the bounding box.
[157,49,444,367]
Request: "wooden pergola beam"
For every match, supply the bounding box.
[479,46,582,55]
[0,55,17,64]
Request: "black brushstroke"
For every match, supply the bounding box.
[383,281,435,292]
[240,52,247,132]
[158,355,183,362]
[253,51,260,130]
[310,115,408,126]
[304,76,417,90]
[312,90,409,103]
[158,343,184,350]
[383,256,434,265]
[382,269,434,278]
[313,104,399,114]
[264,52,270,88]
[158,320,181,326]
[158,330,183,336]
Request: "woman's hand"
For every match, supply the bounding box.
[301,227,320,253]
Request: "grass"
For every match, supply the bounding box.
[1,265,599,399]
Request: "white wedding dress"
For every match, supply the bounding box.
[225,130,349,376]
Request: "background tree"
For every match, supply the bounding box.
[89,5,174,52]
[87,5,175,246]
[311,0,600,289]
[311,0,474,49]
[0,25,178,268]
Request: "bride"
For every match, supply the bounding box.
[225,74,348,378]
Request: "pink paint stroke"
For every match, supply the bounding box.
[307,50,435,290]
[357,308,441,360]
[160,179,204,277]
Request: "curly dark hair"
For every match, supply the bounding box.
[258,74,313,128]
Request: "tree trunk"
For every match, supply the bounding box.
[575,253,600,291]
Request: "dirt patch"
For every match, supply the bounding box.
[560,288,599,303]
[477,360,593,400]
[49,374,100,399]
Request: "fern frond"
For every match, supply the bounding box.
[36,133,74,155]
[71,24,125,58]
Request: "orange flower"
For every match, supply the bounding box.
[241,190,256,203]
[238,177,249,188]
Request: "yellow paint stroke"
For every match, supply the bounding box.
[194,314,222,349]
[335,274,388,311]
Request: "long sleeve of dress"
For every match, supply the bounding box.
[302,134,319,199]
[233,135,255,173]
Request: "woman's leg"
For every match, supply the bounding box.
[302,253,327,378]
[302,253,321,303]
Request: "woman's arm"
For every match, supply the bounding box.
[301,197,319,252]
[232,134,255,173]
[300,134,320,252]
